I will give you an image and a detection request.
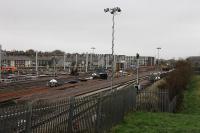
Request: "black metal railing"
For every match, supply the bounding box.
[0,85,177,133]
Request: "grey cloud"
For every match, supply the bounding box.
[0,0,200,59]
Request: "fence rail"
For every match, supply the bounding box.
[0,85,177,133]
[136,90,173,112]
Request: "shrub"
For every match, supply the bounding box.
[164,60,192,110]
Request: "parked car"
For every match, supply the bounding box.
[92,68,108,80]
[47,79,63,87]
[149,72,160,82]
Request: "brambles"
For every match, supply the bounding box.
[165,60,192,110]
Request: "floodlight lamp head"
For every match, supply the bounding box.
[116,7,121,12]
[104,8,109,13]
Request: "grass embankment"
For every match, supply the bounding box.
[111,76,200,133]
[182,76,200,114]
[112,112,200,133]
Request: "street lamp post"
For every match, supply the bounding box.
[86,52,88,73]
[104,7,121,91]
[53,55,56,77]
[75,53,78,69]
[64,53,66,71]
[106,55,109,69]
[90,47,95,70]
[157,47,161,71]
[36,51,38,77]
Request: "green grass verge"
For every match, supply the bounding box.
[181,75,200,114]
[111,75,200,133]
[111,112,200,133]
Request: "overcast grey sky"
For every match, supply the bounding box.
[0,0,200,59]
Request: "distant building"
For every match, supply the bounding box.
[1,50,155,73]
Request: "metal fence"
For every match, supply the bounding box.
[136,90,177,112]
[0,84,136,133]
[0,85,177,133]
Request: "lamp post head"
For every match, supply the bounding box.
[104,7,121,14]
[116,7,121,12]
[157,47,161,50]
[104,8,110,13]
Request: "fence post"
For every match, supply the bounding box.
[174,96,177,112]
[132,86,137,110]
[95,92,102,133]
[168,90,172,113]
[25,102,32,133]
[67,97,75,133]
[170,96,177,113]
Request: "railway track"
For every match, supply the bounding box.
[0,67,153,91]
[77,75,149,97]
[0,71,152,104]
[18,72,151,103]
[0,75,81,91]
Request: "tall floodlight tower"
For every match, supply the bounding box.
[104,7,121,91]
